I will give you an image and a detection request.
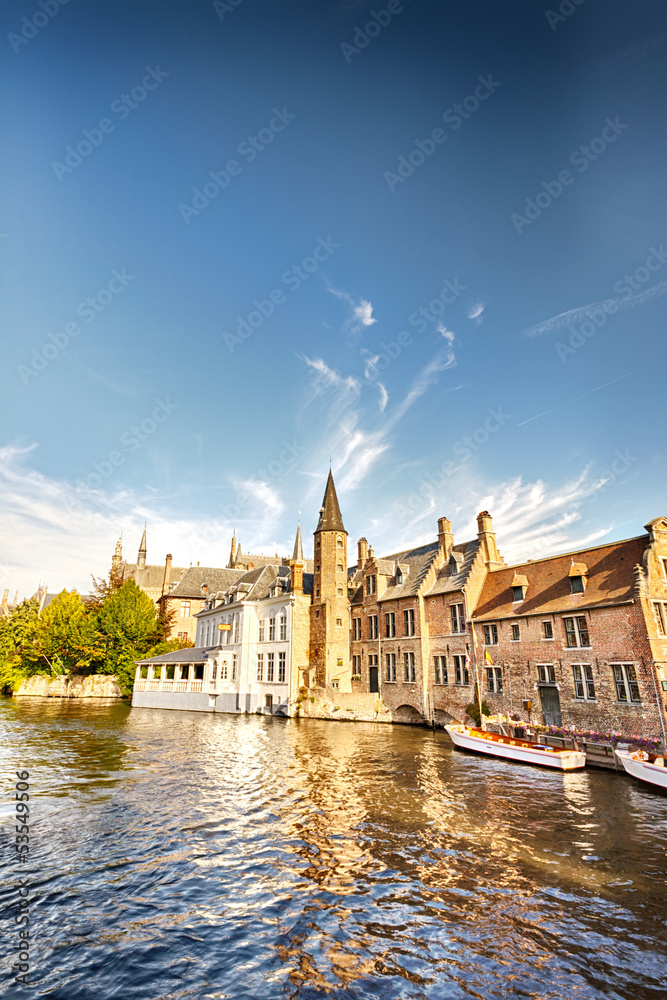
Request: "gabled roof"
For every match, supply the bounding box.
[315,470,345,533]
[425,540,480,597]
[349,540,442,603]
[473,535,648,621]
[166,567,245,598]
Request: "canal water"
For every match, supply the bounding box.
[1,700,665,1000]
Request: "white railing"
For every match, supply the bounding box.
[136,678,212,693]
[135,679,146,690]
[190,681,203,693]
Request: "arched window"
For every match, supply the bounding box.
[337,562,343,572]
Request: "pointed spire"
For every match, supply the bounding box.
[315,470,345,533]
[137,524,147,570]
[292,521,304,562]
[229,528,237,568]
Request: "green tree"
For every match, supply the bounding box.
[24,590,103,676]
[96,580,159,693]
[0,599,41,693]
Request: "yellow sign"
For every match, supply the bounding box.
[218,623,231,631]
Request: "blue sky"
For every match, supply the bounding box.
[1,0,666,598]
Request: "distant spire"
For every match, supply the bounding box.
[315,469,345,533]
[137,524,147,570]
[292,520,304,562]
[229,528,237,568]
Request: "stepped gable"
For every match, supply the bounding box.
[315,469,345,533]
[474,534,649,621]
[168,567,245,598]
[377,541,440,600]
[425,539,480,596]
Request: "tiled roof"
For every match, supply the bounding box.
[124,562,188,591]
[166,567,245,598]
[348,540,442,604]
[135,645,216,665]
[473,535,648,621]
[425,540,480,597]
[315,470,345,532]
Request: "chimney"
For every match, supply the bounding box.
[162,554,172,596]
[368,545,374,560]
[201,583,208,596]
[437,517,454,561]
[357,537,368,570]
[290,561,303,595]
[477,510,500,564]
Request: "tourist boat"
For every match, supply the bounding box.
[615,749,667,791]
[444,723,586,771]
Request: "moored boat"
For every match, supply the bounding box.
[445,723,586,771]
[615,749,667,791]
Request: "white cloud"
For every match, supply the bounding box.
[299,355,361,402]
[327,284,377,334]
[353,298,376,327]
[467,302,484,321]
[524,280,667,338]
[437,323,456,346]
[377,382,389,412]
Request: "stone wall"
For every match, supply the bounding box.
[16,674,123,699]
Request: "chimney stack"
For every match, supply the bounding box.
[357,537,368,570]
[476,510,500,565]
[437,517,454,561]
[290,560,304,595]
[162,554,173,596]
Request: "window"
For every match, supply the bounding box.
[278,652,286,683]
[331,678,339,690]
[211,665,217,681]
[613,663,641,703]
[258,620,265,642]
[542,620,553,640]
[483,623,498,645]
[385,653,396,682]
[368,653,378,672]
[352,618,361,641]
[267,653,275,682]
[279,612,287,641]
[352,655,361,679]
[486,667,503,692]
[570,575,585,594]
[653,602,667,636]
[220,661,228,680]
[180,601,191,617]
[512,586,525,602]
[233,616,239,643]
[453,655,469,686]
[315,609,320,618]
[564,616,590,647]
[337,657,343,667]
[337,536,343,547]
[257,654,264,682]
[537,664,556,684]
[368,615,378,640]
[367,574,376,595]
[385,612,395,638]
[268,616,276,642]
[434,655,447,685]
[450,603,464,633]
[572,664,595,700]
[337,586,343,595]
[511,623,520,641]
[403,652,416,682]
[336,617,343,627]
[177,631,188,641]
[337,562,343,572]
[395,567,403,585]
[232,655,237,681]
[404,609,415,636]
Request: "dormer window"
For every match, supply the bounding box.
[511,574,528,603]
[569,562,588,594]
[395,567,403,585]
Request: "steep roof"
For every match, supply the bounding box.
[474,535,648,621]
[425,540,480,596]
[166,567,245,598]
[293,522,304,562]
[124,562,187,592]
[348,540,442,603]
[315,470,345,533]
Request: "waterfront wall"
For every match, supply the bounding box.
[16,674,123,699]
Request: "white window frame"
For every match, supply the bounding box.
[404,608,415,636]
[434,655,447,685]
[612,663,641,704]
[385,652,396,682]
[572,663,595,701]
[385,612,395,638]
[453,654,469,686]
[403,651,416,683]
[483,623,498,645]
[450,603,464,634]
[537,664,556,684]
[564,615,590,648]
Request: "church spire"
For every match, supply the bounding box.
[315,470,345,533]
[137,525,147,570]
[292,519,304,562]
[229,528,237,568]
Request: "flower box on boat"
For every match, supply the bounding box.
[445,723,586,771]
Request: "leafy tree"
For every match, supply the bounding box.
[96,580,159,693]
[23,590,103,676]
[86,561,124,609]
[0,598,41,694]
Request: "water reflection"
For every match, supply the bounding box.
[0,701,665,999]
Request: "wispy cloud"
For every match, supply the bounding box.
[299,355,361,403]
[327,284,377,335]
[437,323,456,347]
[524,280,667,338]
[377,382,388,412]
[467,301,484,322]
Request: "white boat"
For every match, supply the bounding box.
[445,723,586,771]
[615,749,667,791]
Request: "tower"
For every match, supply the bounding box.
[309,471,350,690]
[111,535,123,577]
[228,529,237,568]
[137,525,147,571]
[289,518,304,594]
